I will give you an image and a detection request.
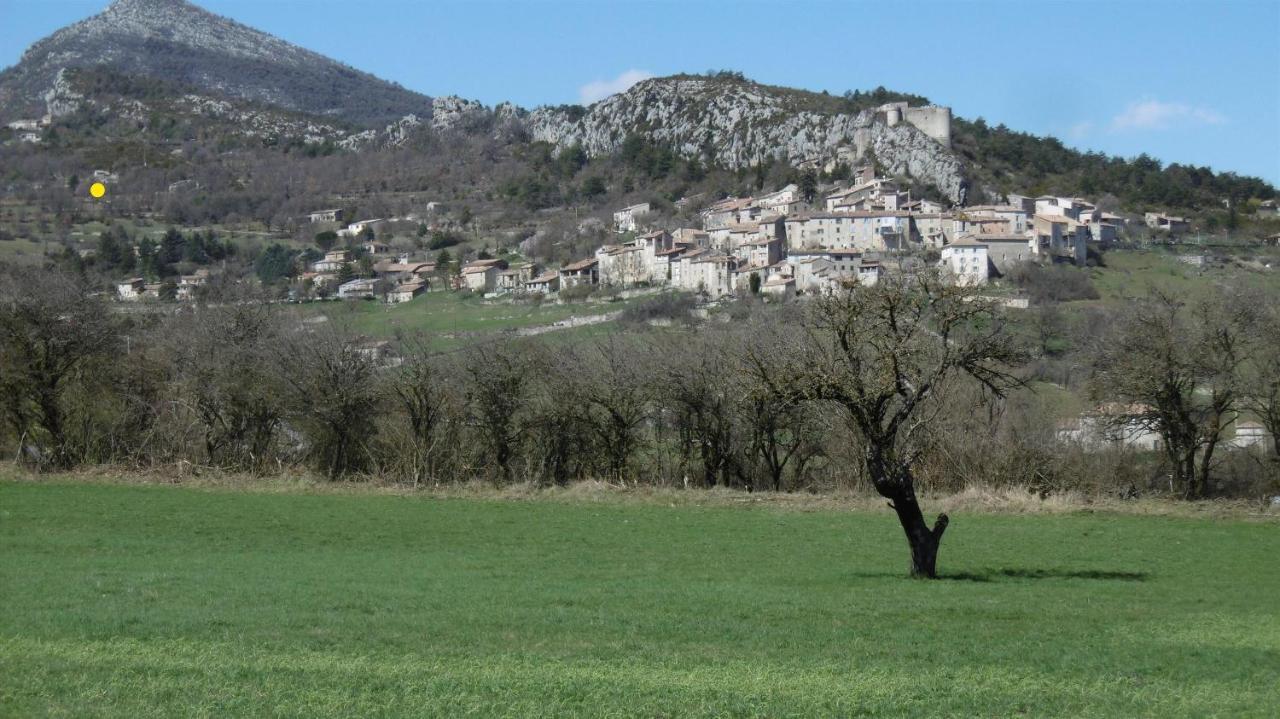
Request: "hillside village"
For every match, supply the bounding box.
[262,172,1136,305]
[107,171,1240,305]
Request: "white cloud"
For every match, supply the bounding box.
[1110,99,1226,131]
[578,69,654,105]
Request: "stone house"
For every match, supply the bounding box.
[953,215,1013,238]
[1033,214,1088,265]
[497,263,538,292]
[1034,196,1092,221]
[559,258,599,288]
[970,234,1036,274]
[701,197,755,230]
[362,240,392,256]
[389,281,426,304]
[1089,222,1120,244]
[912,213,953,248]
[669,249,709,290]
[685,255,737,298]
[461,259,507,293]
[963,205,1029,234]
[740,236,783,268]
[785,212,916,252]
[613,203,652,233]
[313,250,350,273]
[824,179,898,212]
[347,219,387,237]
[902,198,945,214]
[652,245,690,283]
[755,184,803,215]
[671,228,710,247]
[761,275,796,300]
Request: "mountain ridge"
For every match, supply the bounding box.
[0,0,433,126]
[1,0,1273,213]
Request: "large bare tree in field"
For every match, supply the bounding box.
[1092,290,1253,499]
[752,271,1024,578]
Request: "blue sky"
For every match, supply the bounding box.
[2,0,1277,183]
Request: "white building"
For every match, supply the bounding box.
[1056,404,1163,452]
[940,237,989,285]
[1230,421,1270,450]
[1144,212,1190,233]
[337,278,378,300]
[115,278,146,301]
[307,208,344,224]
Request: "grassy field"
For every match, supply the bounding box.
[290,291,645,347]
[2,479,1277,717]
[1089,248,1280,304]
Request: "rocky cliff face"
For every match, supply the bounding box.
[0,0,432,126]
[524,76,968,202]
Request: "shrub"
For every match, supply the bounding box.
[1005,262,1099,303]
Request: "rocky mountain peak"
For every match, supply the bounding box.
[0,0,432,126]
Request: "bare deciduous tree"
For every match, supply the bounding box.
[753,271,1025,578]
[1241,306,1280,460]
[1092,290,1253,499]
[278,328,382,479]
[465,341,537,484]
[582,338,652,482]
[387,337,457,486]
[170,302,284,471]
[662,333,741,488]
[0,268,118,468]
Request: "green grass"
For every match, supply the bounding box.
[2,480,1277,717]
[291,291,640,347]
[0,237,50,264]
[1090,249,1280,304]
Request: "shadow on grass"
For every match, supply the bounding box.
[843,568,1150,582]
[942,568,1150,583]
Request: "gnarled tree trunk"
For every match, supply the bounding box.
[889,490,950,578]
[869,452,950,578]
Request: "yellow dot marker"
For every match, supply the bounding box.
[89,182,107,199]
